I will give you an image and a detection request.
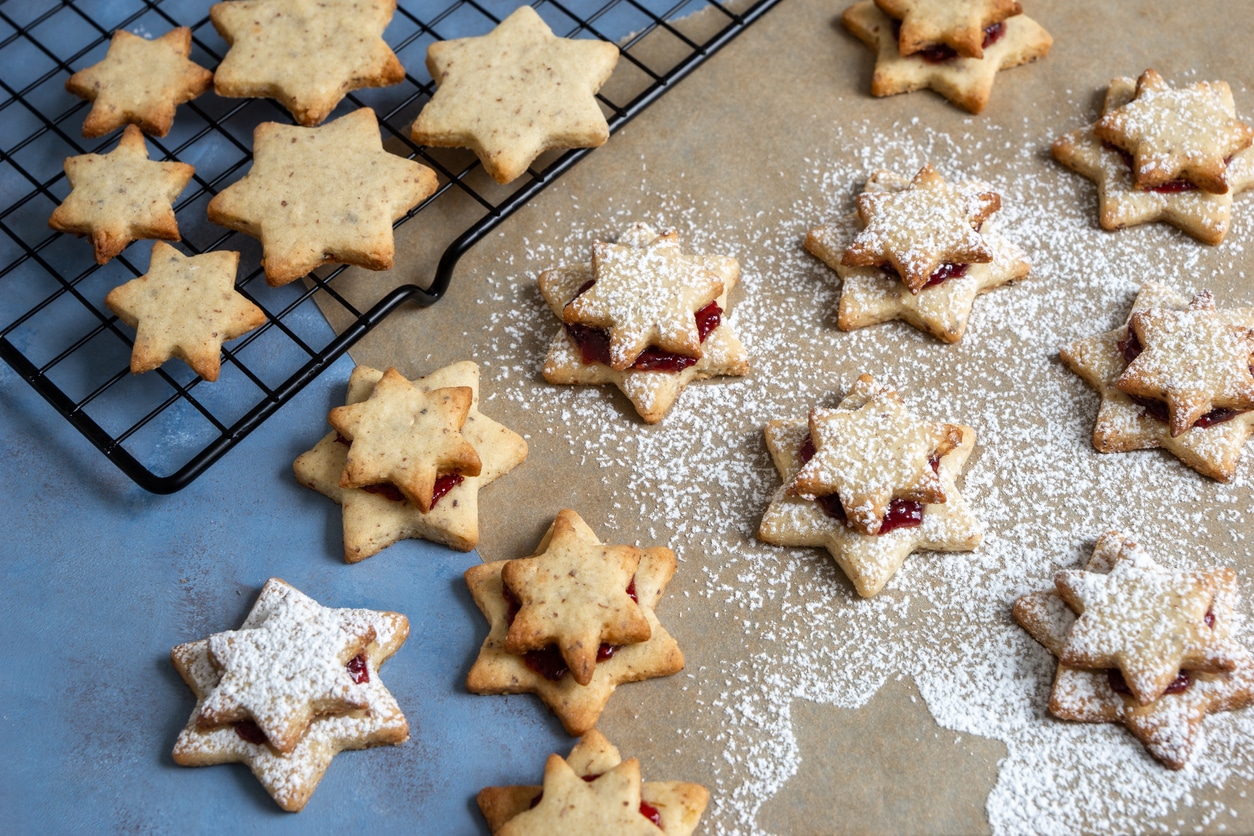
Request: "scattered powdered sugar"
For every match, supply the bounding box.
[470,107,1254,833]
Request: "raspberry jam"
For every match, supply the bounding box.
[879,262,969,289]
[1206,607,1216,629]
[234,720,269,746]
[905,21,1005,63]
[797,435,935,533]
[529,774,664,824]
[502,580,638,682]
[1107,668,1191,697]
[1117,329,1247,428]
[347,652,370,685]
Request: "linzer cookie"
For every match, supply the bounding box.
[478,730,709,835]
[806,166,1029,343]
[1060,282,1254,480]
[294,362,526,560]
[171,578,409,810]
[841,0,1051,113]
[758,374,980,597]
[538,222,748,423]
[1054,72,1254,244]
[1013,532,1253,769]
[464,509,684,735]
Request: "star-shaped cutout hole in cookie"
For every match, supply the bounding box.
[411,6,619,184]
[104,243,266,381]
[207,108,438,286]
[1060,282,1254,481]
[1095,70,1254,195]
[759,374,981,597]
[295,363,527,560]
[495,757,660,835]
[874,0,1022,60]
[171,579,409,811]
[841,1,1051,114]
[465,510,683,735]
[48,125,194,264]
[210,0,405,127]
[66,28,212,138]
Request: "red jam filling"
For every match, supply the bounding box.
[796,435,937,533]
[1117,329,1247,428]
[879,262,969,289]
[347,652,370,685]
[502,580,638,682]
[234,719,269,746]
[899,21,1005,64]
[529,774,663,825]
[333,436,465,508]
[1107,668,1192,697]
[1206,607,1216,629]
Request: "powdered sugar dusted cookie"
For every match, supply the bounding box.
[874,0,1022,60]
[171,578,409,810]
[411,6,619,184]
[759,374,981,597]
[465,510,683,735]
[539,222,748,423]
[294,362,527,560]
[1059,282,1254,480]
[477,730,708,835]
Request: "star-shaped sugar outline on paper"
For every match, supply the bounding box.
[47,124,194,265]
[477,730,709,835]
[411,5,619,185]
[171,579,409,811]
[206,107,439,286]
[841,1,1051,114]
[496,756,660,835]
[874,0,1022,60]
[1059,282,1254,481]
[501,509,652,687]
[465,513,683,736]
[758,375,981,598]
[327,367,483,513]
[538,222,749,424]
[294,362,528,561]
[103,242,266,382]
[1052,77,1254,246]
[209,0,405,127]
[65,27,212,138]
[1013,532,1254,770]
[1094,69,1254,195]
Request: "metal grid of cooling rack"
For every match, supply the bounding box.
[0,0,780,493]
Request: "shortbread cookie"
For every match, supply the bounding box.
[294,362,527,560]
[842,1,1051,114]
[874,0,1022,60]
[759,374,981,597]
[478,730,708,835]
[1053,76,1254,245]
[66,28,212,138]
[210,0,405,127]
[207,108,438,285]
[1060,282,1254,480]
[1013,532,1254,769]
[411,6,619,184]
[539,222,749,423]
[465,510,684,735]
[171,578,409,810]
[104,243,266,381]
[48,125,194,264]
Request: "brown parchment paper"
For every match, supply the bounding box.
[311,1,1254,831]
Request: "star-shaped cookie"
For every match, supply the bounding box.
[874,0,1022,60]
[1053,76,1254,245]
[207,108,438,285]
[48,124,194,264]
[104,243,266,381]
[841,1,1051,114]
[759,374,981,598]
[294,362,527,561]
[172,579,409,810]
[66,28,212,138]
[1059,282,1254,481]
[539,222,749,423]
[411,6,619,184]
[210,0,406,127]
[465,511,684,735]
[477,730,709,835]
[497,757,659,835]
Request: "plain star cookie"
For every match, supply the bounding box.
[104,242,266,381]
[207,108,438,285]
[48,124,194,264]
[758,374,981,597]
[171,578,409,811]
[1059,282,1254,480]
[465,510,684,735]
[874,0,1022,59]
[294,362,527,560]
[842,0,1051,113]
[538,222,748,423]
[210,0,406,127]
[65,28,212,138]
[411,6,619,184]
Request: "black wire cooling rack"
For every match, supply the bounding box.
[0,0,780,493]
